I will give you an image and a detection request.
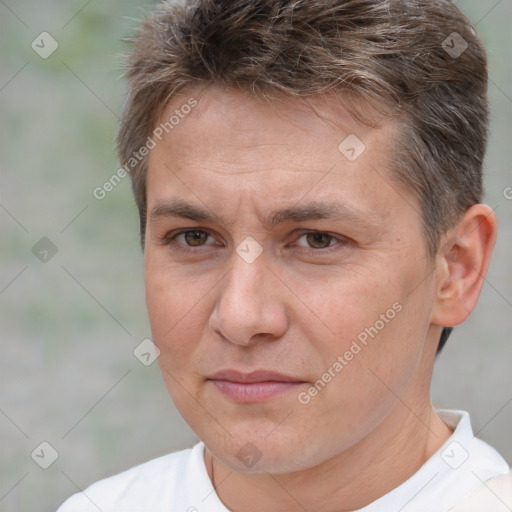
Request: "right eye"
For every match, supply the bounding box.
[161,228,221,253]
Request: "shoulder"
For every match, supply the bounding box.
[364,410,510,512]
[448,470,512,511]
[57,443,205,512]
[431,410,511,511]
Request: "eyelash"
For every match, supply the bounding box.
[161,228,349,254]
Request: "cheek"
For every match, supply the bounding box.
[289,264,405,356]
[298,264,429,397]
[144,261,210,426]
[318,283,431,410]
[144,256,208,367]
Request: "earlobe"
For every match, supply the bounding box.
[431,204,497,328]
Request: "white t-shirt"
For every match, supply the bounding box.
[57,410,511,512]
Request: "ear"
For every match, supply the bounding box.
[431,204,497,327]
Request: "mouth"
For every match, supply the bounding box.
[207,369,308,403]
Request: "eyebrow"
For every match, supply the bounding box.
[149,199,380,229]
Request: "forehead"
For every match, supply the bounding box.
[146,86,416,228]
[154,86,396,159]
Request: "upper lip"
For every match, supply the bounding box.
[209,369,306,383]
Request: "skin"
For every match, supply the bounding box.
[144,86,497,512]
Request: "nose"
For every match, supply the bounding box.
[209,248,289,347]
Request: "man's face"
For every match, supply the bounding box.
[145,87,439,473]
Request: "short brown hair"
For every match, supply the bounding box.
[117,0,488,255]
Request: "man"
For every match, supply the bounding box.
[58,0,511,510]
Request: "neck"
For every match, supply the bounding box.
[205,404,453,512]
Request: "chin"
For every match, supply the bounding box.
[203,426,328,475]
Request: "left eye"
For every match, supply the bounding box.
[295,231,339,249]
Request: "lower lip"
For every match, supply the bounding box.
[211,380,304,403]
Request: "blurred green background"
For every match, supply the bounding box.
[0,1,511,510]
